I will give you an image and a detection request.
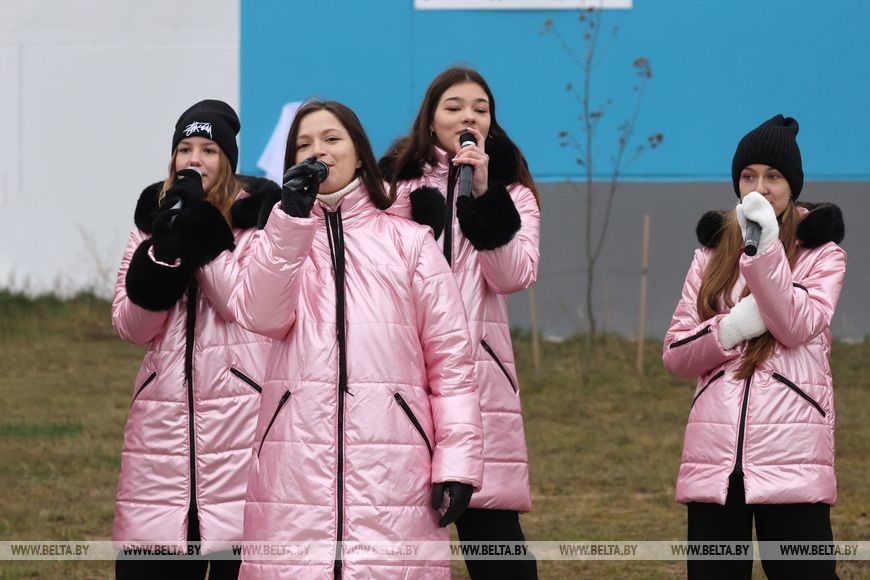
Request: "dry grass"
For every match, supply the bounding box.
[1,293,867,579]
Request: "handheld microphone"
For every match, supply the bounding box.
[744,219,762,256]
[283,157,329,190]
[169,167,202,224]
[457,131,477,198]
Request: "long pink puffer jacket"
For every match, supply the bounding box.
[111,181,275,553]
[385,144,540,512]
[663,206,846,506]
[230,183,484,579]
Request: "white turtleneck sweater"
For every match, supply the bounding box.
[316,177,360,211]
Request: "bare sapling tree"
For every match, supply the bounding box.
[541,7,663,340]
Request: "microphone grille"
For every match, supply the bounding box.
[459,131,477,147]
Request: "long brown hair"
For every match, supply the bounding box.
[384,66,538,203]
[160,149,238,226]
[697,200,801,378]
[283,100,391,210]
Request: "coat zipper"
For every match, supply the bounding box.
[393,393,433,456]
[480,338,518,393]
[184,281,199,541]
[257,390,291,457]
[668,325,711,349]
[326,209,348,579]
[230,367,263,394]
[772,373,827,417]
[690,370,725,409]
[442,164,459,267]
[131,371,157,405]
[734,375,752,475]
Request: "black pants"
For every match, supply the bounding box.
[455,508,538,580]
[687,472,838,580]
[115,552,240,580]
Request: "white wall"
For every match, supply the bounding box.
[0,0,239,296]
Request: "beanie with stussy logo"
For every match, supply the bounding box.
[171,99,240,172]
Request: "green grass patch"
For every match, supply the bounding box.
[1,295,868,579]
[0,421,84,439]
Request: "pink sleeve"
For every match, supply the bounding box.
[662,249,741,379]
[476,184,540,294]
[196,230,260,323]
[229,206,317,340]
[111,230,171,345]
[741,241,846,348]
[412,233,484,489]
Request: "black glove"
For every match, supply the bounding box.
[163,168,205,210]
[280,157,323,218]
[151,208,183,264]
[431,482,474,527]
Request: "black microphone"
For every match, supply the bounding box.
[284,157,329,190]
[457,131,477,198]
[744,219,762,256]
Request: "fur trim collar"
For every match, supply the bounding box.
[133,175,281,233]
[696,202,845,248]
[379,135,519,185]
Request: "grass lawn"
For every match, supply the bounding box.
[1,292,867,579]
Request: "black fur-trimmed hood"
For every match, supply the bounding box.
[696,202,845,249]
[133,175,281,233]
[378,134,519,185]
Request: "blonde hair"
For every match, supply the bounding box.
[696,200,801,379]
[158,148,238,226]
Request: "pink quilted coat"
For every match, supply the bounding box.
[664,223,846,506]
[230,183,484,579]
[111,183,272,553]
[388,145,540,512]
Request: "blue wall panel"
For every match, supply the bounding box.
[241,0,870,181]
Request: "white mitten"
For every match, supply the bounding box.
[736,191,779,254]
[718,294,767,350]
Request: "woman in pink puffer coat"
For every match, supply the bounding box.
[229,100,484,579]
[663,115,845,580]
[112,100,279,579]
[381,67,540,580]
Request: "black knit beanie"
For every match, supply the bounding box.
[171,100,240,172]
[731,114,803,200]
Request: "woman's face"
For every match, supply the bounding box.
[738,164,792,216]
[430,81,491,155]
[294,110,361,195]
[174,137,221,192]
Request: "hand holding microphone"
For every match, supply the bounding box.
[457,131,477,198]
[165,167,205,211]
[453,128,488,198]
[280,156,329,218]
[152,167,203,262]
[737,191,778,256]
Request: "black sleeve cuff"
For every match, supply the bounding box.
[409,186,447,239]
[180,202,236,269]
[456,182,521,251]
[125,240,191,311]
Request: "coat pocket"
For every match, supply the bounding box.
[258,390,291,457]
[771,373,827,417]
[480,338,518,393]
[393,393,433,456]
[668,325,712,349]
[131,371,157,405]
[230,367,263,394]
[690,370,725,409]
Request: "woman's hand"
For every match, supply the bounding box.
[451,126,489,197]
[736,191,779,254]
[719,294,767,349]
